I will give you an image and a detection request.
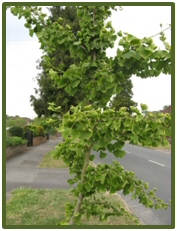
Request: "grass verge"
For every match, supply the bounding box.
[6,188,140,225]
[39,150,68,168]
[137,143,171,151]
[39,150,95,168]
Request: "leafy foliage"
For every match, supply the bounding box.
[108,79,137,112]
[30,6,82,117]
[8,126,24,137]
[6,115,30,128]
[6,136,28,147]
[32,117,58,135]
[23,125,45,137]
[54,105,170,224]
[9,5,171,225]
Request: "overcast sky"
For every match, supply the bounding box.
[6,5,171,119]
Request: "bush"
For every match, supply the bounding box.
[6,137,28,148]
[9,126,23,137]
[24,125,45,137]
[32,117,58,135]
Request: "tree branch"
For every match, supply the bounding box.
[93,8,97,62]
[148,26,171,39]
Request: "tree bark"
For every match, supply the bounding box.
[69,143,93,225]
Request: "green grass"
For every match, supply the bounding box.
[137,142,171,150]
[6,188,141,226]
[39,150,68,168]
[39,150,96,168]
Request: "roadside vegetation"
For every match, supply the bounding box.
[6,188,141,225]
[6,137,27,148]
[136,142,171,151]
[39,150,68,168]
[39,149,95,168]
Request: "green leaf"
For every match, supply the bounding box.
[130,106,140,114]
[130,38,141,46]
[153,50,168,59]
[139,46,153,59]
[10,7,18,16]
[29,29,34,37]
[81,130,92,140]
[133,52,141,60]
[58,78,68,88]
[62,127,71,137]
[89,154,95,161]
[155,203,161,210]
[113,149,126,158]
[110,186,117,194]
[107,143,114,152]
[77,8,84,17]
[161,137,170,146]
[118,38,126,46]
[122,50,135,59]
[49,69,58,80]
[126,34,137,42]
[113,141,125,150]
[135,114,144,122]
[97,139,106,148]
[107,74,115,82]
[73,40,81,46]
[131,135,139,144]
[85,183,92,192]
[140,104,148,111]
[33,25,43,33]
[70,129,80,140]
[100,151,107,159]
[115,85,122,94]
[110,120,121,131]
[82,62,91,68]
[24,23,31,29]
[35,32,43,39]
[95,173,106,184]
[123,183,133,195]
[105,21,112,28]
[117,30,123,37]
[72,80,80,88]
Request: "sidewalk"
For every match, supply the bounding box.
[6,137,71,200]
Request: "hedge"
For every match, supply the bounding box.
[9,126,23,137]
[23,125,45,137]
[6,136,28,148]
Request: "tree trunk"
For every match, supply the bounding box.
[69,143,93,225]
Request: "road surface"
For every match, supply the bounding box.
[93,143,172,225]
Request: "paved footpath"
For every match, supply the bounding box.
[6,137,71,200]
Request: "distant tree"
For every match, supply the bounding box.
[108,79,137,112]
[30,6,82,118]
[9,126,23,137]
[6,114,10,119]
[6,116,28,128]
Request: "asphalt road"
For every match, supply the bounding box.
[93,143,172,225]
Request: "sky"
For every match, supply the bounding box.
[6,5,171,119]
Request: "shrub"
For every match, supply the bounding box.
[6,137,28,148]
[23,125,45,137]
[9,126,23,137]
[32,117,58,135]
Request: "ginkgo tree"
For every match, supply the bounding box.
[9,5,171,225]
